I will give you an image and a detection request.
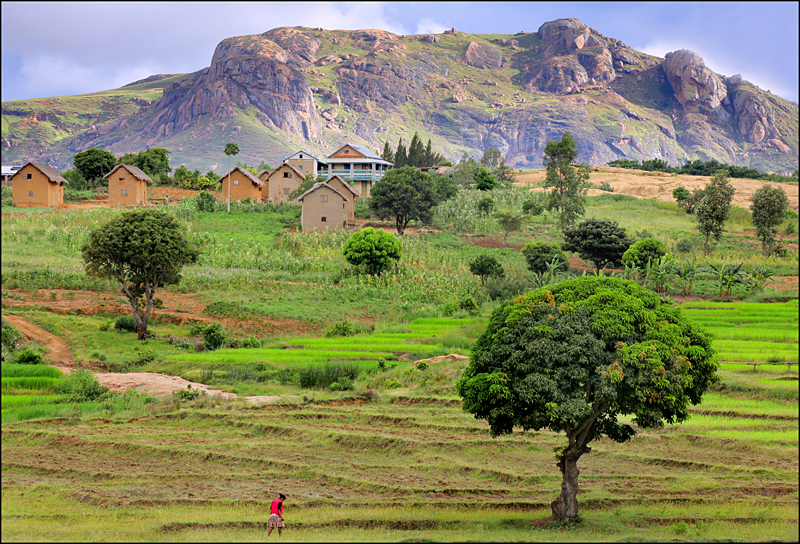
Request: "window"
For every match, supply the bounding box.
[234,180,239,185]
[321,216,327,222]
[24,173,32,179]
[283,188,290,195]
[344,149,349,154]
[122,190,128,196]
[299,154,303,159]
[28,191,33,197]
[321,195,328,202]
[283,172,291,178]
[119,178,124,181]
[298,165,303,169]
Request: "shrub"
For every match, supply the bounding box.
[343,227,402,275]
[114,315,138,333]
[60,368,108,401]
[324,321,370,338]
[477,196,494,216]
[522,241,569,274]
[14,348,45,365]
[468,254,505,284]
[239,335,261,349]
[522,198,544,216]
[621,238,668,268]
[203,322,226,351]
[329,377,355,391]
[457,296,479,316]
[196,190,217,212]
[189,323,209,337]
[562,219,632,272]
[676,239,693,253]
[299,362,360,389]
[1,321,23,362]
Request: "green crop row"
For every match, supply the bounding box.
[1,364,63,379]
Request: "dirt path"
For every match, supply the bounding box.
[3,314,294,405]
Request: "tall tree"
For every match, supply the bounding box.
[394,138,407,168]
[750,184,789,256]
[73,148,117,189]
[493,211,525,247]
[82,209,199,340]
[456,276,718,522]
[117,148,171,183]
[542,132,589,233]
[369,166,436,235]
[380,141,395,163]
[223,143,240,213]
[480,146,502,170]
[423,139,436,167]
[475,167,497,191]
[407,132,424,168]
[562,218,632,273]
[695,170,736,256]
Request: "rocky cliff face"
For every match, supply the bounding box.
[1,21,797,175]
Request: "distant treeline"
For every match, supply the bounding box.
[606,158,798,184]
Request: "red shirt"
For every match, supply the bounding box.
[270,499,283,516]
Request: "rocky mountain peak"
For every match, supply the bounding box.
[663,49,729,121]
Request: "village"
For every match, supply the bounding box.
[4,143,395,233]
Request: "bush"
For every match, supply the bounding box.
[299,362,360,389]
[114,315,138,333]
[522,198,544,216]
[196,191,217,212]
[457,296,479,316]
[484,275,536,301]
[521,241,569,274]
[477,197,494,216]
[324,321,370,338]
[676,239,693,253]
[203,322,227,351]
[343,227,402,275]
[60,368,108,401]
[1,321,23,362]
[329,377,355,391]
[468,254,505,284]
[621,238,668,268]
[14,348,45,365]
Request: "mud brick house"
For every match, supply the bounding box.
[219,166,265,201]
[296,181,350,232]
[283,150,326,178]
[11,162,66,208]
[322,144,393,198]
[104,164,150,206]
[266,163,306,204]
[324,174,360,222]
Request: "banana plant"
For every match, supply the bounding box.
[745,265,775,293]
[674,256,708,296]
[706,262,747,297]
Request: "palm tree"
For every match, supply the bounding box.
[224,143,240,213]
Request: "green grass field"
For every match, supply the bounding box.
[2,183,799,541]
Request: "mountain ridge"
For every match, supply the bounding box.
[2,20,797,175]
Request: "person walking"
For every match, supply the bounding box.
[267,493,286,537]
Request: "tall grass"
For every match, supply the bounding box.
[2,377,61,393]
[1,364,63,378]
[298,361,360,389]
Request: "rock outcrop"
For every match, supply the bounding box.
[663,50,729,121]
[463,41,503,69]
[1,21,796,175]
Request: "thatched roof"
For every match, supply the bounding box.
[104,164,152,182]
[16,162,68,185]
[268,162,307,180]
[326,175,361,198]
[220,166,265,187]
[295,182,349,203]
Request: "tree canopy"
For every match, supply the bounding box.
[82,209,199,340]
[369,166,438,235]
[750,184,789,257]
[382,133,445,168]
[342,227,402,275]
[117,148,172,183]
[562,218,631,273]
[695,170,736,255]
[456,276,718,522]
[469,254,505,285]
[73,148,117,189]
[542,132,589,233]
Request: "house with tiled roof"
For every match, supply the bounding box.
[283,150,327,178]
[11,162,67,208]
[322,144,393,197]
[104,164,150,206]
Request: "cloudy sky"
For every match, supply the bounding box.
[2,1,798,102]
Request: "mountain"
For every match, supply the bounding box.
[2,20,798,175]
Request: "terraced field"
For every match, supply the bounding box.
[2,302,798,541]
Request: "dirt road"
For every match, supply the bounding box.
[3,314,292,405]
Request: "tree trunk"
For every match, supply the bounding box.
[551,449,582,522]
[137,322,147,341]
[703,233,710,256]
